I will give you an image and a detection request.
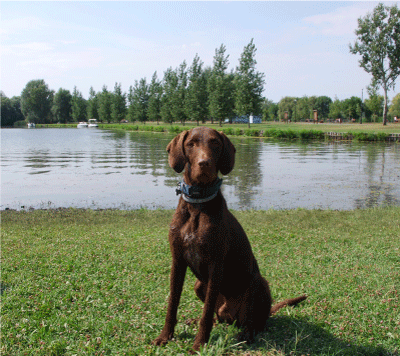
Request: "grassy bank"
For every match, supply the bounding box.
[35,122,400,142]
[97,122,400,142]
[2,208,399,355]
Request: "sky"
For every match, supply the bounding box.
[2,1,399,103]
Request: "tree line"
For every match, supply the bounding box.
[2,40,266,127]
[3,80,399,127]
[2,3,400,127]
[264,87,400,123]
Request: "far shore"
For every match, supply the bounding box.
[30,121,400,142]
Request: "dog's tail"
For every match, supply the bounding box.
[270,295,307,316]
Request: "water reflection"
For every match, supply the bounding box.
[354,146,400,208]
[1,128,399,210]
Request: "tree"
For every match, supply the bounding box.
[185,55,208,125]
[349,3,400,125]
[208,44,232,126]
[172,61,188,125]
[98,85,112,123]
[128,79,148,123]
[315,96,332,119]
[365,84,384,122]
[21,79,54,124]
[388,93,400,119]
[147,72,162,124]
[71,86,87,122]
[278,97,296,122]
[262,99,278,121]
[234,39,265,127]
[296,96,310,121]
[111,83,127,123]
[342,96,362,121]
[161,67,178,124]
[87,87,99,121]
[1,93,24,127]
[329,97,344,120]
[52,88,72,123]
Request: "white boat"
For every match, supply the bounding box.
[88,119,98,128]
[27,123,36,128]
[77,122,88,128]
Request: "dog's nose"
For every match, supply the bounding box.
[198,158,211,167]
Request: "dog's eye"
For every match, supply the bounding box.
[186,141,195,148]
[209,139,220,146]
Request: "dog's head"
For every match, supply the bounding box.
[166,127,236,185]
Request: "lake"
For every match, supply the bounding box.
[1,128,399,210]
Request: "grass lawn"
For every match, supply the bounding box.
[1,208,399,355]
[173,121,400,135]
[40,121,400,136]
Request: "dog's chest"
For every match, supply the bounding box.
[182,232,202,271]
[179,218,212,278]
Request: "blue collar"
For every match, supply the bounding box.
[176,178,223,203]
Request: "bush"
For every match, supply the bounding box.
[244,129,261,137]
[234,128,243,136]
[168,126,191,134]
[221,127,234,136]
[262,128,276,137]
[299,129,325,140]
[14,120,26,128]
[271,129,298,140]
[153,125,165,132]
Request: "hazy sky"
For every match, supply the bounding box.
[2,1,399,102]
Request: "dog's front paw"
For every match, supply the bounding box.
[152,334,171,346]
[237,328,255,344]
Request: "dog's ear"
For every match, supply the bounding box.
[218,131,236,175]
[166,130,189,173]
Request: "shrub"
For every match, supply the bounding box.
[244,129,261,137]
[221,127,234,136]
[234,128,243,136]
[153,126,165,132]
[14,120,27,128]
[299,129,325,140]
[262,128,277,137]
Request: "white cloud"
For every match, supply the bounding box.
[0,16,47,36]
[13,42,54,52]
[303,3,377,36]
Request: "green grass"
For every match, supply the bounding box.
[2,208,399,355]
[98,122,400,142]
[38,122,400,142]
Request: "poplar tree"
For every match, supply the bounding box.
[71,86,87,122]
[234,39,265,127]
[98,85,112,123]
[111,82,127,123]
[349,3,400,125]
[172,61,188,125]
[186,55,208,125]
[147,72,162,124]
[87,87,99,121]
[208,44,231,126]
[128,79,148,123]
[161,67,178,124]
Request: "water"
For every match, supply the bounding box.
[1,128,399,210]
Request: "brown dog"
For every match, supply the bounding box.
[152,127,307,351]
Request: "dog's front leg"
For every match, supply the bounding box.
[193,263,223,351]
[152,257,187,346]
